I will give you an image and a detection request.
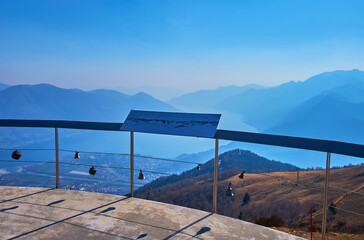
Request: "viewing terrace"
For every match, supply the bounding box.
[1,110,364,239]
[1,186,303,239]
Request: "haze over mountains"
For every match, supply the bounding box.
[168,84,266,112]
[171,69,364,141]
[115,86,184,102]
[0,84,188,158]
[0,69,364,167]
[0,83,176,121]
[170,69,364,167]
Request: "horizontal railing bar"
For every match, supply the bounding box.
[215,130,364,159]
[251,170,364,196]
[0,160,171,176]
[308,200,364,217]
[0,148,55,151]
[60,162,171,175]
[0,119,122,131]
[59,149,129,156]
[0,147,198,164]
[135,155,200,165]
[1,119,364,159]
[58,162,130,170]
[0,160,54,164]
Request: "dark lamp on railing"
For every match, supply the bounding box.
[138,169,145,180]
[89,166,97,175]
[225,182,234,197]
[196,164,201,171]
[12,150,22,160]
[74,151,80,159]
[239,170,246,179]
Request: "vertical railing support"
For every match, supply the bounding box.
[321,152,331,240]
[213,138,218,213]
[55,128,59,189]
[130,131,134,197]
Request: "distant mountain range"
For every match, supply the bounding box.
[168,69,364,167]
[1,69,364,168]
[0,84,189,161]
[115,86,185,102]
[171,69,364,142]
[168,84,265,112]
[0,83,176,121]
[217,69,364,136]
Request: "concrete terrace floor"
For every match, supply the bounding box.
[0,186,304,240]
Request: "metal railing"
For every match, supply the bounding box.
[1,119,364,240]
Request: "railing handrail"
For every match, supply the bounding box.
[1,119,364,159]
[0,119,122,131]
[215,130,364,159]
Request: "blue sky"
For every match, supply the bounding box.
[0,0,363,92]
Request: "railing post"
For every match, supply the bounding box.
[321,152,331,240]
[130,131,134,197]
[213,138,218,213]
[55,128,59,189]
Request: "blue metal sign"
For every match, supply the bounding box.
[120,110,221,138]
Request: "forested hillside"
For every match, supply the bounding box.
[135,150,364,235]
[135,149,296,191]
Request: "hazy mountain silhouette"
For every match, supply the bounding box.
[265,92,364,143]
[0,84,176,121]
[167,69,364,167]
[0,83,177,150]
[168,84,265,112]
[0,83,9,91]
[216,69,364,131]
[1,69,364,168]
[116,86,184,101]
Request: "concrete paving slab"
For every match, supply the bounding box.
[13,188,125,211]
[0,186,305,240]
[0,186,51,202]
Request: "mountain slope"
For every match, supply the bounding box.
[135,158,364,234]
[168,84,265,112]
[0,84,176,121]
[265,92,364,143]
[135,149,297,196]
[216,69,364,131]
[0,83,177,149]
[116,86,184,101]
[0,83,10,91]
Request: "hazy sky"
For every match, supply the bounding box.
[1,0,363,92]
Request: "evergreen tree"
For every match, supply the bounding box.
[242,192,250,205]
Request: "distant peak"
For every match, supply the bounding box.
[134,91,150,97]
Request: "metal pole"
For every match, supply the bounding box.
[130,131,134,197]
[213,138,218,213]
[311,206,313,240]
[55,128,59,189]
[321,152,331,240]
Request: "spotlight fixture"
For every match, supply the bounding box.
[196,164,201,171]
[239,170,246,179]
[74,151,80,159]
[225,182,234,197]
[89,166,97,175]
[11,150,22,160]
[138,169,145,180]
